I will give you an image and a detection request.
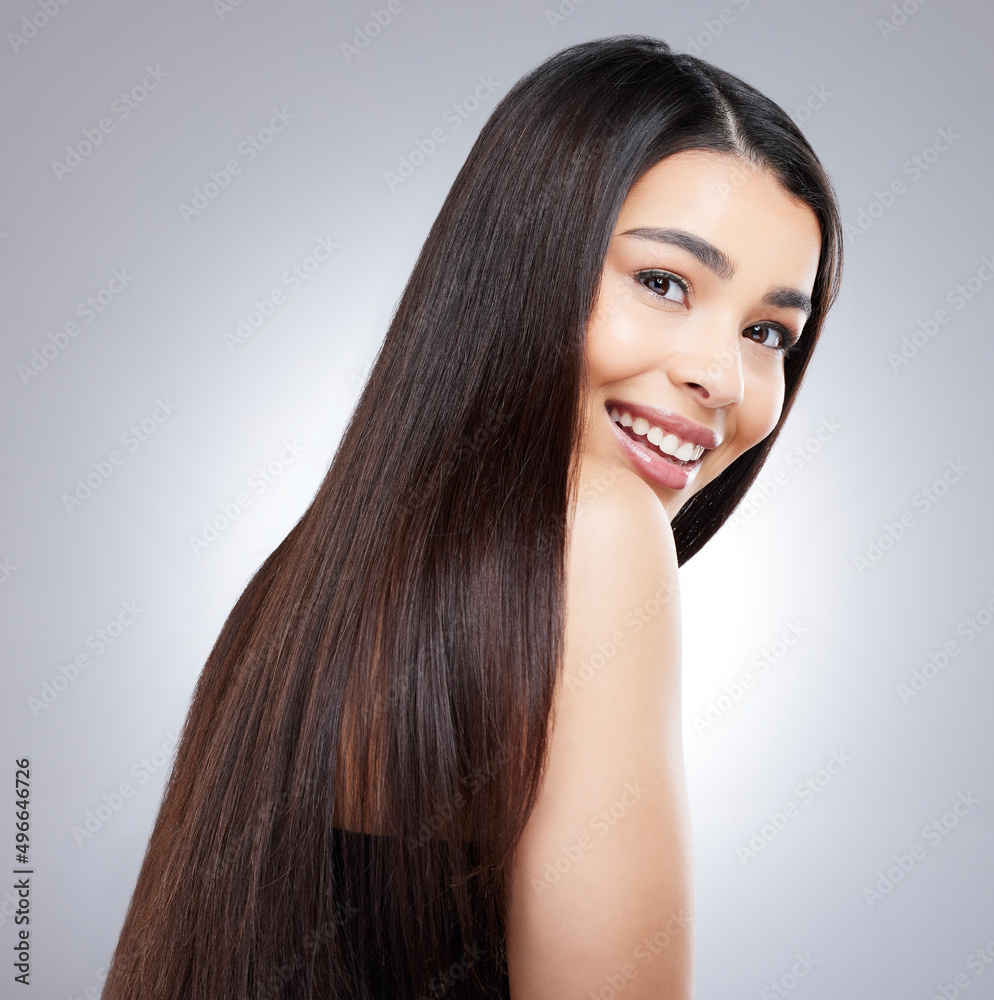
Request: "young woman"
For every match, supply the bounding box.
[102,35,842,1000]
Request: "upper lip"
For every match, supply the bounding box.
[605,399,722,451]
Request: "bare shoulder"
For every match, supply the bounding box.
[568,457,680,614]
[506,459,694,998]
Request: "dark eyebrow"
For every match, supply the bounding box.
[620,226,735,281]
[762,287,813,320]
[618,226,813,321]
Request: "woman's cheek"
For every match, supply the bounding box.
[587,285,648,381]
[746,370,787,446]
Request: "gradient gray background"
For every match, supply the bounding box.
[2,0,991,997]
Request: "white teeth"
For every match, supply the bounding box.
[608,406,706,463]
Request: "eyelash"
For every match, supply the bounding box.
[634,268,802,358]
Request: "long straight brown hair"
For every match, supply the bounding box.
[103,35,842,999]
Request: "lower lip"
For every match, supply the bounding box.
[606,409,704,490]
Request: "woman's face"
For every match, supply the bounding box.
[581,149,823,521]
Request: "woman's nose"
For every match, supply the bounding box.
[666,326,746,408]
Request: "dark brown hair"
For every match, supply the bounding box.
[103,34,842,999]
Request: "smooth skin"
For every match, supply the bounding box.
[505,151,822,998]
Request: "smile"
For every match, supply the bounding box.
[604,400,720,491]
[608,406,706,462]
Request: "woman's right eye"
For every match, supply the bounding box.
[635,269,689,306]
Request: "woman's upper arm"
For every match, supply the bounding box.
[506,468,694,999]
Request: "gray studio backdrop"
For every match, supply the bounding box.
[2,0,992,997]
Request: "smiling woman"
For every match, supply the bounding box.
[101,35,842,1000]
[507,148,826,997]
[583,151,823,511]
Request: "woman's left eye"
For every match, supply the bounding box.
[744,323,796,353]
[635,269,688,305]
